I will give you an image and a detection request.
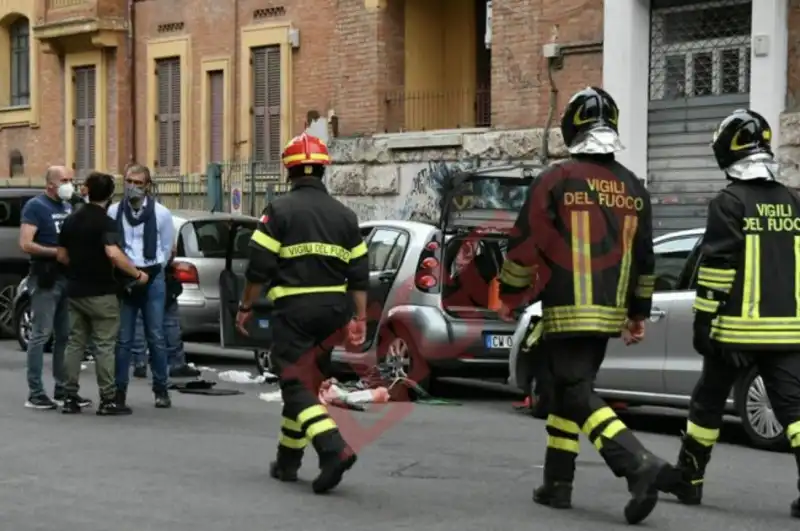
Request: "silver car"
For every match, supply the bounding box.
[220,164,540,385]
[508,228,785,451]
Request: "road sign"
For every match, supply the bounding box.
[231,186,242,214]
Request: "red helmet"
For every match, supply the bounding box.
[281,133,331,169]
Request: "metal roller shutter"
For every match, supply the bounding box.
[647,0,752,235]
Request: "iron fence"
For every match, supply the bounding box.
[0,159,292,216]
[381,86,491,132]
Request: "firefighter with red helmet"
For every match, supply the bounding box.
[236,132,369,494]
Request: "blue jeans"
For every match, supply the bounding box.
[130,315,147,368]
[115,271,169,393]
[165,301,186,369]
[27,277,69,398]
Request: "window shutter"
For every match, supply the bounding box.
[252,45,281,171]
[251,47,267,164]
[265,46,281,172]
[9,18,30,107]
[209,70,224,163]
[156,57,181,173]
[73,66,96,175]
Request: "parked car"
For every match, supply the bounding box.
[508,227,786,451]
[13,209,259,351]
[0,188,48,339]
[219,164,542,385]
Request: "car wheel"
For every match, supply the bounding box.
[528,376,550,420]
[14,297,32,351]
[0,274,22,338]
[378,324,431,401]
[254,349,272,376]
[735,365,788,452]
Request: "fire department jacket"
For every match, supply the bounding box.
[694,179,800,351]
[498,155,656,338]
[245,177,369,310]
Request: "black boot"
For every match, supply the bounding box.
[269,447,304,483]
[623,451,671,525]
[533,447,576,509]
[791,450,800,518]
[115,389,132,414]
[663,435,712,505]
[312,448,357,494]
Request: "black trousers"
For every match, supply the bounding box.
[688,352,800,450]
[542,336,648,482]
[270,303,351,461]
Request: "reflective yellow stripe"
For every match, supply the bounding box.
[787,421,800,448]
[593,419,627,450]
[542,305,627,334]
[741,234,761,319]
[500,260,532,288]
[686,421,719,446]
[697,279,732,292]
[616,214,638,306]
[710,315,800,343]
[351,241,367,259]
[546,414,580,434]
[306,418,338,439]
[282,152,330,164]
[634,273,655,299]
[546,435,580,453]
[279,242,352,262]
[582,406,616,435]
[795,236,800,317]
[268,284,347,300]
[571,210,593,306]
[697,266,735,285]
[281,417,303,432]
[251,230,281,253]
[524,321,544,348]
[278,434,308,449]
[297,404,328,425]
[693,296,720,314]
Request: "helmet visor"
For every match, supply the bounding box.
[567,126,625,155]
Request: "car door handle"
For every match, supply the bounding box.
[378,272,393,283]
[650,308,667,322]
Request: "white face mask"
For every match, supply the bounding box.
[57,183,75,201]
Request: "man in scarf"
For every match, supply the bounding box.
[107,164,175,410]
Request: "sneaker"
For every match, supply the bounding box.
[61,397,82,414]
[53,392,92,408]
[25,395,57,410]
[133,366,147,379]
[97,399,132,416]
[154,392,172,409]
[169,364,201,378]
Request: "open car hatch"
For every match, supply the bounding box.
[437,163,542,233]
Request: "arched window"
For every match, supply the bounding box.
[9,17,29,107]
[9,149,24,177]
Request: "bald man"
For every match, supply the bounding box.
[19,166,90,410]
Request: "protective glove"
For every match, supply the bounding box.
[346,318,366,347]
[692,311,716,357]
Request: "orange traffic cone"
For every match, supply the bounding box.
[488,277,501,311]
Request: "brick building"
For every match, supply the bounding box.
[0,0,794,223]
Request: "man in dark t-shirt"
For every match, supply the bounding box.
[57,172,149,415]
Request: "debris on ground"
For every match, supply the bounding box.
[258,391,283,402]
[188,362,216,373]
[218,370,279,384]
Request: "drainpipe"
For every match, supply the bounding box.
[127,0,137,165]
[232,0,240,159]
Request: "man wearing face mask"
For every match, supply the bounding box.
[107,164,175,409]
[18,166,92,410]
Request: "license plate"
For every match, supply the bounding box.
[257,319,270,329]
[485,334,513,349]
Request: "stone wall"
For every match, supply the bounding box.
[325,128,568,222]
[779,112,800,188]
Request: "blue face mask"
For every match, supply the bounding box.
[125,185,146,201]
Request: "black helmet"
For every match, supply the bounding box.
[560,87,620,148]
[711,109,773,170]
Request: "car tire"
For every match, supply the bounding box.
[15,297,53,353]
[378,323,431,401]
[528,376,550,420]
[735,365,788,452]
[0,274,23,338]
[254,349,272,376]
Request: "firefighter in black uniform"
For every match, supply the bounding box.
[236,132,369,495]
[497,87,674,525]
[661,110,800,517]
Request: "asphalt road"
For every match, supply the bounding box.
[0,339,797,530]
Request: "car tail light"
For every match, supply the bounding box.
[173,262,199,284]
[416,274,437,289]
[421,257,439,269]
[425,241,439,251]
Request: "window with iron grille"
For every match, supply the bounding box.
[649,0,752,101]
[251,46,281,171]
[156,57,181,173]
[73,66,96,174]
[9,17,30,107]
[208,70,224,163]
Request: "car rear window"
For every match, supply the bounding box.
[180,220,258,259]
